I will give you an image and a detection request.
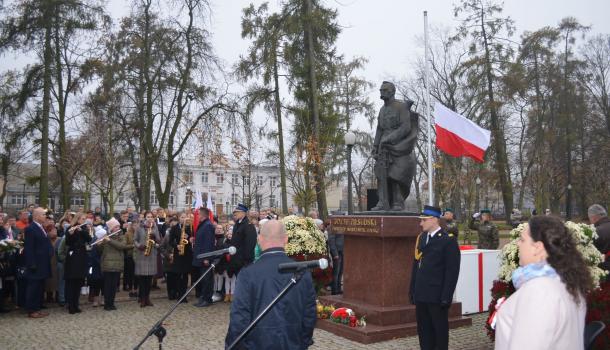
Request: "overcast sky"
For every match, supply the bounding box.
[106,0,610,130]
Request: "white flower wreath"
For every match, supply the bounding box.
[498,222,607,288]
[282,215,328,256]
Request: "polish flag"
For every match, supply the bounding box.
[192,190,204,233]
[206,189,215,224]
[434,102,491,163]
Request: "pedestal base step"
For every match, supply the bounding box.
[316,316,472,344]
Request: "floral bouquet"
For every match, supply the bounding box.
[0,239,24,254]
[317,301,366,327]
[282,215,332,292]
[487,222,608,341]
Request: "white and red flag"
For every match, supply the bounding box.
[434,102,491,163]
[206,189,215,224]
[192,190,204,233]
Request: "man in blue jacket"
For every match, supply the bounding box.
[192,207,216,307]
[24,207,54,318]
[225,220,317,349]
[409,205,460,350]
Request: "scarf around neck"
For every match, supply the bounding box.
[511,262,558,290]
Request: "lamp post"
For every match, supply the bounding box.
[344,131,356,215]
[475,177,481,213]
[22,183,26,207]
[566,183,572,220]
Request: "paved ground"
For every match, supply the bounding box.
[0,287,494,350]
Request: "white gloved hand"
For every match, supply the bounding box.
[473,212,481,219]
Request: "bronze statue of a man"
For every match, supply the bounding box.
[371,81,418,211]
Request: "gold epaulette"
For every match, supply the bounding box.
[414,233,423,261]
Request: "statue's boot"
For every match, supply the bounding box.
[390,183,404,211]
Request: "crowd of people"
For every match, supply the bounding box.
[0,204,342,319]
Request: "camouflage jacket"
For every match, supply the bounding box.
[445,220,459,239]
[469,219,499,249]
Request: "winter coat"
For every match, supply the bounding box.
[133,222,161,276]
[227,217,257,275]
[192,218,215,267]
[23,222,54,280]
[168,223,193,274]
[99,234,131,272]
[64,227,92,280]
[495,276,585,350]
[593,216,610,271]
[225,247,317,349]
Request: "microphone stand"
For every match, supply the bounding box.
[133,260,218,350]
[227,269,306,350]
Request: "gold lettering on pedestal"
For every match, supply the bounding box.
[331,217,379,234]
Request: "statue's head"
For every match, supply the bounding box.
[379,81,396,102]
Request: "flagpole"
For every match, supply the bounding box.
[423,10,434,206]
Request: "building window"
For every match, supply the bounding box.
[183,171,193,184]
[10,194,26,206]
[244,177,250,186]
[270,176,278,187]
[151,191,158,205]
[201,172,208,184]
[118,194,124,204]
[231,193,239,206]
[185,190,193,205]
[216,173,224,184]
[169,192,174,205]
[256,175,263,186]
[70,195,85,206]
[232,174,239,185]
[256,194,262,207]
[269,194,276,208]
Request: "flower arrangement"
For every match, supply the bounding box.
[586,280,610,349]
[0,239,23,254]
[487,221,608,341]
[316,301,366,327]
[283,215,333,292]
[282,215,328,256]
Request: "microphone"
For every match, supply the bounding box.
[196,246,237,260]
[278,258,329,273]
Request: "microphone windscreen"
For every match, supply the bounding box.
[228,246,237,255]
[318,258,329,270]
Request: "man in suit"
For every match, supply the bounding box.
[192,207,216,307]
[225,220,317,349]
[409,205,461,350]
[24,207,54,318]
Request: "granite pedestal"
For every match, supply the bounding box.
[317,215,471,344]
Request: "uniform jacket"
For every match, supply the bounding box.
[409,228,460,304]
[192,218,215,267]
[225,247,317,350]
[469,219,499,249]
[593,216,610,271]
[64,227,92,280]
[169,223,193,273]
[445,220,459,240]
[24,221,54,280]
[228,217,257,275]
[99,234,130,272]
[327,231,344,258]
[133,222,161,276]
[495,276,585,350]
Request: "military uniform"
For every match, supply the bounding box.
[409,206,461,350]
[469,218,499,249]
[445,220,459,241]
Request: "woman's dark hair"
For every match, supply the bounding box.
[528,216,593,303]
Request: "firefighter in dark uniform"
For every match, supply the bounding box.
[409,205,461,350]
